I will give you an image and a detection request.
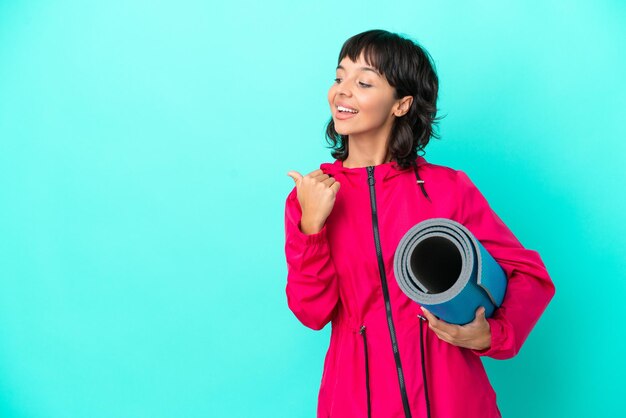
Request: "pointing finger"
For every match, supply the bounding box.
[287,171,303,184]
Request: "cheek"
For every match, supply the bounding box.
[362,94,393,120]
[327,86,336,104]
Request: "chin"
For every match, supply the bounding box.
[333,122,351,136]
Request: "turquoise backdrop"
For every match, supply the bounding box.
[1,1,624,417]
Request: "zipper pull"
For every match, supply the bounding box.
[359,325,367,334]
[367,166,375,186]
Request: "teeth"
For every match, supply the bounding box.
[338,105,358,113]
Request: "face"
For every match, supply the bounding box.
[328,52,412,139]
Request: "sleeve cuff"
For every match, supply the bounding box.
[470,317,505,357]
[296,220,329,245]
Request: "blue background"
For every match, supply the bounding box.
[1,1,624,417]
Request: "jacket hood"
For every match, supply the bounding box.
[320,155,427,182]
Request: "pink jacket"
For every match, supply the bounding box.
[284,155,555,418]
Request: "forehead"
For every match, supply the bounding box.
[336,55,381,77]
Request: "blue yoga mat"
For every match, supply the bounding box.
[393,218,507,325]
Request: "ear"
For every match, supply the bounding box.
[394,95,413,117]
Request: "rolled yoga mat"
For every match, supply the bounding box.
[393,218,507,325]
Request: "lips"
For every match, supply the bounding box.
[334,103,359,120]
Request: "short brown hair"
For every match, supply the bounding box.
[325,29,444,170]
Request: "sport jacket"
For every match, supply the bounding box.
[284,155,555,418]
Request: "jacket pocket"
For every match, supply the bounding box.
[359,325,371,418]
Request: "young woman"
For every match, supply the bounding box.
[284,29,555,418]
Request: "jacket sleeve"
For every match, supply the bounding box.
[284,187,339,331]
[454,170,556,359]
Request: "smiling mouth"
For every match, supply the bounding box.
[337,105,358,114]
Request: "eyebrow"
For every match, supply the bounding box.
[336,64,381,77]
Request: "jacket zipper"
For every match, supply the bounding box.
[366,166,412,418]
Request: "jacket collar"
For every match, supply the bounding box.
[321,155,427,182]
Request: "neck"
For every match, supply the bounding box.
[342,132,392,168]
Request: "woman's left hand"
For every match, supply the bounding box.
[420,306,491,351]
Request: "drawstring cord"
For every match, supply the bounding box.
[360,325,372,418]
[417,314,431,418]
[413,163,431,203]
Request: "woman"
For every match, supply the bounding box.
[284,29,555,418]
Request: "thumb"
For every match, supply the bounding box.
[477,306,486,319]
[286,171,303,185]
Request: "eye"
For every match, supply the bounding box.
[359,82,372,88]
[334,77,342,83]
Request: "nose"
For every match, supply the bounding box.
[336,79,353,97]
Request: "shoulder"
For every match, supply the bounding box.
[417,159,487,208]
[418,158,471,189]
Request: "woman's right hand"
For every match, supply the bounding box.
[287,169,341,234]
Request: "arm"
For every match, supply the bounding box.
[284,188,339,330]
[455,170,556,359]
